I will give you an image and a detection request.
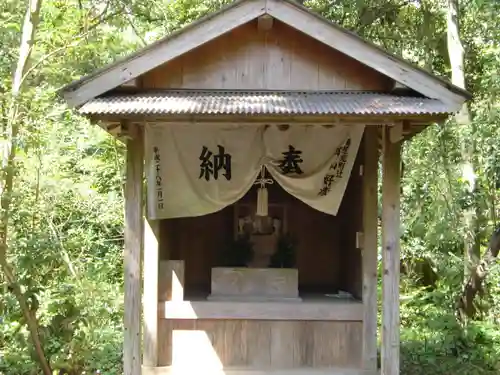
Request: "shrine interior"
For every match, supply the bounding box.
[158,137,365,301]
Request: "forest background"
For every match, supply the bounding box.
[0,0,499,374]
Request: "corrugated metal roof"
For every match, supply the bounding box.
[78,90,454,116]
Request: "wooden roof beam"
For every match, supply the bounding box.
[257,14,274,31]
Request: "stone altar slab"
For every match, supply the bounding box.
[208,267,301,302]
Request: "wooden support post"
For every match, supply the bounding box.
[124,123,144,375]
[381,125,401,375]
[143,217,160,366]
[362,127,379,372]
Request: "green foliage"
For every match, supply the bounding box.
[0,93,125,374]
[269,234,297,269]
[219,235,254,267]
[400,274,500,375]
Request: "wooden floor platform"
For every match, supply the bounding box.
[142,366,379,375]
[161,294,362,321]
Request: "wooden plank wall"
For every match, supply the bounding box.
[160,208,233,293]
[159,149,364,297]
[338,142,364,300]
[238,182,342,293]
[142,20,392,91]
[158,319,362,368]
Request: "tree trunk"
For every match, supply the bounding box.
[0,0,52,373]
[457,227,500,319]
[447,0,480,275]
[447,0,496,320]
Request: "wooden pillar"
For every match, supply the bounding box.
[143,217,160,366]
[124,123,144,375]
[381,125,401,375]
[362,127,379,372]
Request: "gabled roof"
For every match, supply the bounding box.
[61,0,471,111]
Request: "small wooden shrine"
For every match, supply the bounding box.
[61,1,470,375]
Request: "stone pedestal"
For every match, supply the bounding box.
[247,234,277,268]
[208,267,301,302]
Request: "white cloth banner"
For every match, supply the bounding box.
[145,123,364,219]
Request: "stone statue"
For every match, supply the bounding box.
[237,213,281,268]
